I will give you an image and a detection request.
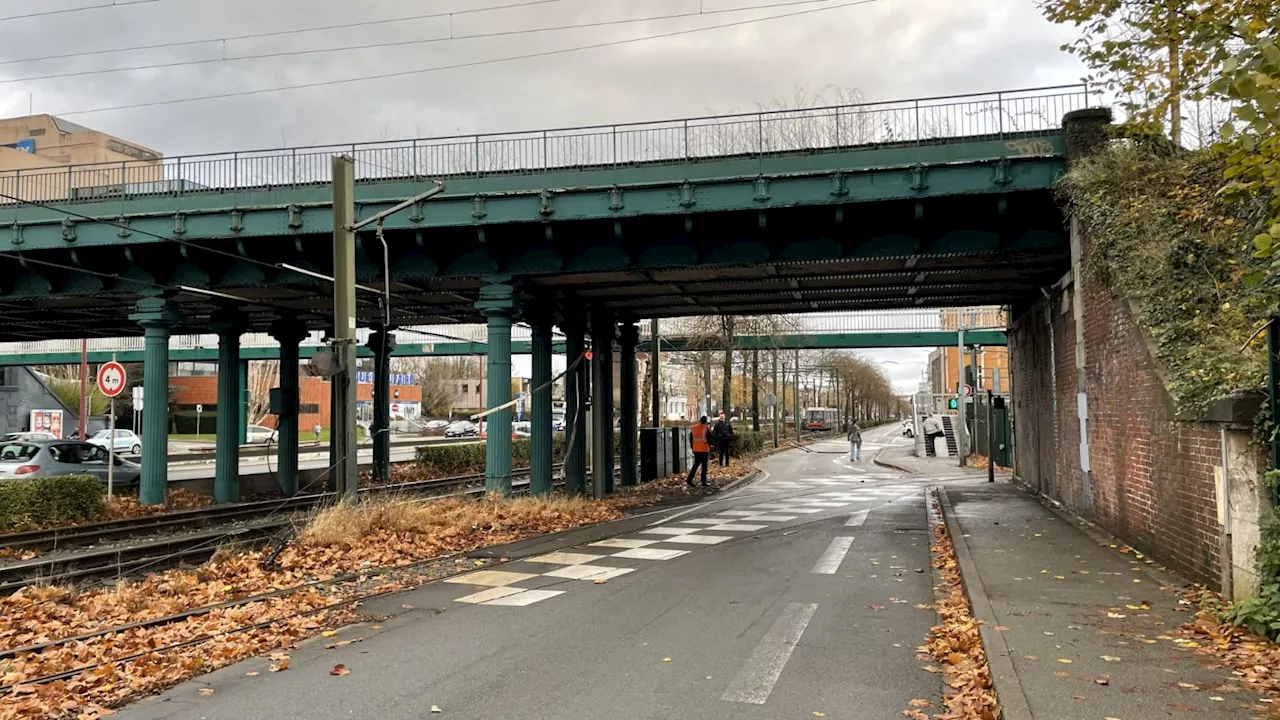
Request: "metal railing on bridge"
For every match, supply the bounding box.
[0,86,1088,206]
[0,307,1006,359]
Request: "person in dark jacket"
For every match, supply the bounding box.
[712,412,734,466]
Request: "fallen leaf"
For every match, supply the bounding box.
[869,604,885,611]
[330,664,350,676]
[1054,671,1072,678]
[907,699,932,708]
[1096,676,1111,686]
[199,688,215,696]
[1107,613,1127,619]
[813,713,825,718]
[593,578,608,584]
[430,706,441,713]
[321,631,338,637]
[1176,682,1197,689]
[994,625,1011,632]
[1210,696,1224,702]
[1057,659,1073,664]
[921,665,944,673]
[245,671,260,677]
[1101,655,1121,662]
[663,657,672,663]
[369,624,383,630]
[269,659,290,673]
[1023,655,1038,661]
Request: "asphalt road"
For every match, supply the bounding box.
[119,424,947,720]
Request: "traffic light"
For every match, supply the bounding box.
[948,398,959,410]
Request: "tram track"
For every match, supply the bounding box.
[0,467,561,594]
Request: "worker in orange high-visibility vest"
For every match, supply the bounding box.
[686,416,711,487]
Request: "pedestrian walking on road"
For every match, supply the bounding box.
[847,419,863,461]
[712,412,733,466]
[686,416,711,487]
[313,423,322,443]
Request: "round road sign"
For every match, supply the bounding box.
[963,384,973,397]
[97,362,127,398]
[763,393,778,407]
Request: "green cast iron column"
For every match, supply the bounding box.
[477,278,515,495]
[618,321,639,487]
[561,311,587,496]
[271,321,307,497]
[530,313,554,496]
[590,312,614,498]
[237,360,249,446]
[129,297,179,507]
[367,327,396,484]
[212,312,244,504]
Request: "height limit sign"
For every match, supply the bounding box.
[97,361,127,398]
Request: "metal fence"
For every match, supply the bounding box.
[0,307,1007,358]
[0,85,1088,206]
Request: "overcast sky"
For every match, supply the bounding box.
[1,0,1080,393]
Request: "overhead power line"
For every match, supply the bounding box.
[0,0,159,23]
[56,0,879,117]
[0,0,846,86]
[0,0,560,67]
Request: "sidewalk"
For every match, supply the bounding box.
[941,481,1262,719]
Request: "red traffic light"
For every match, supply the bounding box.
[584,350,594,360]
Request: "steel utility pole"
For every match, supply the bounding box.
[956,329,968,467]
[650,319,660,427]
[78,339,88,439]
[793,349,801,441]
[771,350,779,448]
[332,156,359,500]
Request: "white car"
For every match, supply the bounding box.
[88,429,142,455]
[245,425,277,443]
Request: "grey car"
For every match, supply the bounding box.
[0,440,141,487]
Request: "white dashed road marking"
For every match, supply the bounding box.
[845,510,870,527]
[721,602,820,705]
[811,537,855,574]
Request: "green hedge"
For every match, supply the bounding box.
[0,475,105,532]
[732,430,765,456]
[414,435,571,475]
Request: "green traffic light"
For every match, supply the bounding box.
[948,398,958,409]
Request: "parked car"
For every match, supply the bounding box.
[444,421,479,438]
[0,432,56,443]
[552,413,566,432]
[0,440,141,486]
[245,425,276,443]
[424,419,450,430]
[87,429,142,456]
[901,418,915,438]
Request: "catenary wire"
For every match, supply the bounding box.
[0,0,560,66]
[0,0,848,86]
[0,0,159,23]
[55,0,881,117]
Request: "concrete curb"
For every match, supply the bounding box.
[936,486,1034,720]
[871,446,915,474]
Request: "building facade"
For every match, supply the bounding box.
[0,115,166,203]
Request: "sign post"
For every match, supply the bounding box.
[195,404,204,436]
[97,359,127,498]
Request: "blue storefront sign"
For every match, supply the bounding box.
[355,371,415,385]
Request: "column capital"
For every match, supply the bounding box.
[476,277,517,317]
[129,296,180,330]
[366,328,399,353]
[617,321,639,345]
[210,307,248,338]
[270,318,310,346]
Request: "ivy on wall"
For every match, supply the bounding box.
[1057,142,1275,416]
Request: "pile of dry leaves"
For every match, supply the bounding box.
[0,494,619,719]
[102,489,214,521]
[1175,591,1280,716]
[907,522,999,720]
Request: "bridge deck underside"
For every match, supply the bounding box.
[0,189,1066,341]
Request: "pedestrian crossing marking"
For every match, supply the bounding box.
[611,547,690,561]
[454,586,529,604]
[708,523,767,532]
[483,589,565,606]
[663,534,734,545]
[542,564,635,580]
[526,551,609,565]
[589,538,660,549]
[444,570,538,587]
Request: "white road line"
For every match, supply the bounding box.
[845,510,870,527]
[721,602,819,705]
[811,537,855,574]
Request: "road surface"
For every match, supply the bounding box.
[119,424,970,719]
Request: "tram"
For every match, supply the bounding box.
[804,407,840,431]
